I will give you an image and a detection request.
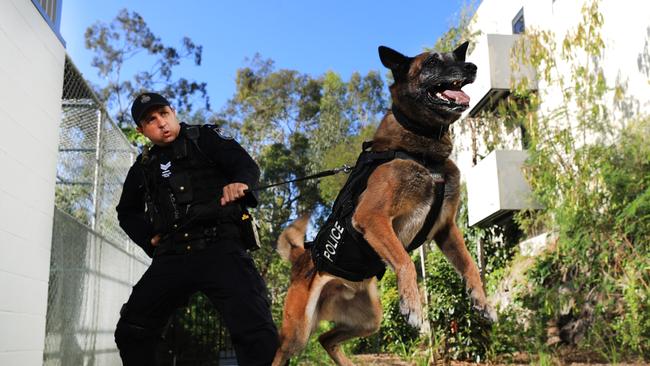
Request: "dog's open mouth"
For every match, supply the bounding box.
[427,80,472,111]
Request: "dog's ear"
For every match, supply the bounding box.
[379,46,411,71]
[453,41,470,62]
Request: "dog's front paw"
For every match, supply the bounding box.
[399,298,423,329]
[468,288,497,323]
[474,302,497,323]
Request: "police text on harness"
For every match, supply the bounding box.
[323,221,345,262]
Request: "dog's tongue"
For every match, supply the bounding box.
[442,89,470,106]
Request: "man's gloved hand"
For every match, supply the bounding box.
[221,182,249,206]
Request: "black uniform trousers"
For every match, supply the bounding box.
[114,239,278,366]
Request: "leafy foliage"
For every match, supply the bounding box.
[395,1,650,362]
[410,186,520,362]
[484,1,650,361]
[431,1,481,54]
[85,9,209,129]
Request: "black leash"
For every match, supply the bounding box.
[249,164,354,192]
[157,163,355,243]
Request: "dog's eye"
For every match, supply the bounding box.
[424,53,442,66]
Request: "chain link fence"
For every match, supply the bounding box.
[54,56,138,241]
[45,208,150,365]
[44,55,150,365]
[45,55,234,365]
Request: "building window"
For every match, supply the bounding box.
[39,0,59,26]
[512,8,525,34]
[30,0,64,45]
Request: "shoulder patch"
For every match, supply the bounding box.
[210,126,234,140]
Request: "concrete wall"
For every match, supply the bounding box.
[0,0,65,364]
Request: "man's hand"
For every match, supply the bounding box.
[151,234,161,247]
[221,182,249,206]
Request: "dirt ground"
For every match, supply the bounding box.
[352,354,412,365]
[350,353,649,366]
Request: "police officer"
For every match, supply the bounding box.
[114,92,278,365]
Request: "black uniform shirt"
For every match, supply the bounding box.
[115,123,260,257]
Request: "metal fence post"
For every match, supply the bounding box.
[90,108,102,230]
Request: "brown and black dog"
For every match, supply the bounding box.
[273,42,496,366]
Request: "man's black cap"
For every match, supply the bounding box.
[131,92,171,124]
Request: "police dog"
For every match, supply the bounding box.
[272,42,495,366]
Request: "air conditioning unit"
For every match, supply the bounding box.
[466,150,541,227]
[464,34,538,117]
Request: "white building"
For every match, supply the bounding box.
[1,2,151,365]
[457,0,650,227]
[0,0,65,364]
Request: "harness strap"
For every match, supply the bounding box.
[184,125,209,162]
[406,174,445,252]
[361,141,447,252]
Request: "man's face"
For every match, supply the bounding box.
[136,105,181,146]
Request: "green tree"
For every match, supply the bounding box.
[314,71,387,205]
[217,56,387,343]
[84,9,209,131]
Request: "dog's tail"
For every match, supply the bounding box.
[276,213,311,263]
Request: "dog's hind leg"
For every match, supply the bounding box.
[272,273,333,366]
[434,222,496,322]
[318,279,382,366]
[318,323,378,366]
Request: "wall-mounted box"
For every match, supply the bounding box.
[466,150,541,227]
[464,34,538,117]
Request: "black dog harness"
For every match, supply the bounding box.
[307,141,446,281]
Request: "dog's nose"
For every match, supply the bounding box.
[464,63,477,73]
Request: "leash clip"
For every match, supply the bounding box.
[337,164,353,174]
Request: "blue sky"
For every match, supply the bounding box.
[60,0,470,112]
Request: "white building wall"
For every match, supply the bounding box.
[454,0,650,177]
[0,0,65,364]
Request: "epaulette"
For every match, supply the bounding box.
[185,125,200,141]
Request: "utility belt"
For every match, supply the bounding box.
[155,222,241,256]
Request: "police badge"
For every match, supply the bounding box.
[211,126,234,140]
